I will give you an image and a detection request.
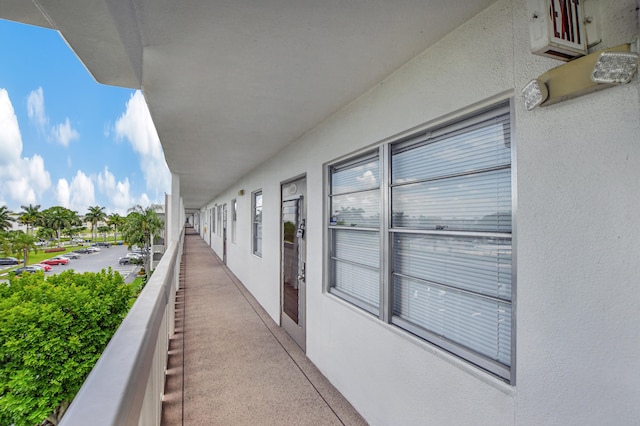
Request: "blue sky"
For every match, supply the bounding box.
[0,19,171,216]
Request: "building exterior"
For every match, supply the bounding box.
[2,1,639,424]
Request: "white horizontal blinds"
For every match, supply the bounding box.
[392,170,511,232]
[331,156,380,193]
[394,234,511,300]
[392,114,511,183]
[391,105,513,375]
[332,230,380,307]
[393,234,512,365]
[393,276,512,366]
[331,191,380,227]
[392,111,511,232]
[330,156,380,228]
[329,153,381,311]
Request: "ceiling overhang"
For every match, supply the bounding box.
[0,0,498,210]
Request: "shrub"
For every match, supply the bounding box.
[0,269,135,426]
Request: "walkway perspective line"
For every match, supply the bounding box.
[161,227,367,426]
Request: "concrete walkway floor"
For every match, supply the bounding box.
[161,228,367,426]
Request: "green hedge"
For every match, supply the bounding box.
[0,269,135,425]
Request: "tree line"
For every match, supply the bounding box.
[0,204,163,269]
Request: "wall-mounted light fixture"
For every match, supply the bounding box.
[522,41,639,111]
[238,189,245,196]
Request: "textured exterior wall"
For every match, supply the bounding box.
[204,0,640,424]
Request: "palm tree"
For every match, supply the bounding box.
[122,205,164,273]
[97,225,111,242]
[0,205,14,232]
[36,226,56,244]
[85,205,107,242]
[63,210,84,242]
[107,213,125,243]
[5,230,38,266]
[19,204,42,235]
[42,206,75,247]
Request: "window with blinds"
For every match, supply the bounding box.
[328,153,381,314]
[252,191,262,256]
[326,102,514,382]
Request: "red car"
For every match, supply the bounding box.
[35,263,53,271]
[40,256,69,266]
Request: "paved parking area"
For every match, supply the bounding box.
[1,245,141,282]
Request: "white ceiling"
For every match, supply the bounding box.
[0,0,497,211]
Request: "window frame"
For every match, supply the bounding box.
[324,101,516,383]
[231,198,237,243]
[327,149,383,316]
[252,190,263,257]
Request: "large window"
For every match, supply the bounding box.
[327,103,514,382]
[252,190,263,256]
[328,153,381,314]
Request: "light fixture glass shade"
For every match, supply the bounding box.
[591,51,639,84]
[522,79,549,111]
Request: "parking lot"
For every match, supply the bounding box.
[1,245,141,282]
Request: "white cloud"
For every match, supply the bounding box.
[68,170,95,212]
[138,193,151,208]
[27,87,79,146]
[97,166,135,214]
[56,178,71,207]
[115,91,171,202]
[52,117,79,146]
[25,154,51,193]
[27,87,48,130]
[0,88,52,207]
[0,89,22,165]
[3,154,51,206]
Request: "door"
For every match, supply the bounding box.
[281,177,306,351]
[222,204,228,264]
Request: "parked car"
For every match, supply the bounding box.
[118,257,133,265]
[0,257,19,265]
[34,241,47,246]
[62,252,81,259]
[14,265,45,274]
[75,247,100,254]
[125,252,143,259]
[40,256,70,266]
[35,263,53,271]
[93,242,111,248]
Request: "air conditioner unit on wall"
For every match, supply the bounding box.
[527,0,588,61]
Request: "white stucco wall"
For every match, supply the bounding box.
[203,0,640,424]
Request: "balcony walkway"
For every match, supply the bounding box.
[161,227,367,425]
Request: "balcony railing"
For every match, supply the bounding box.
[60,228,184,426]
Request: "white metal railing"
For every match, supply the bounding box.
[60,228,184,426]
